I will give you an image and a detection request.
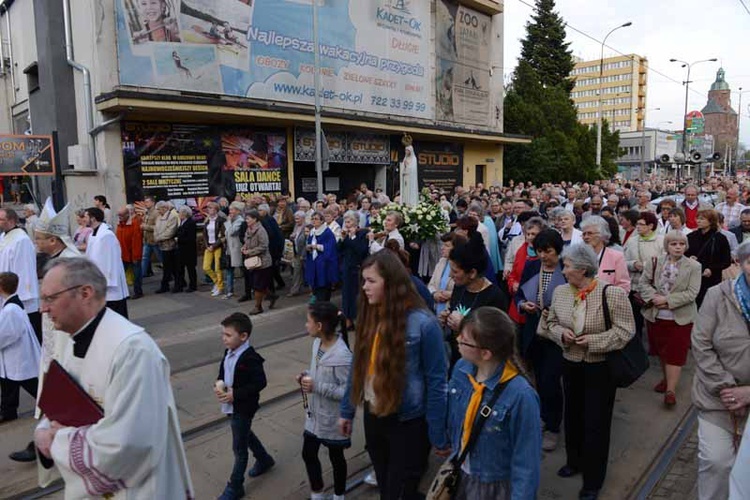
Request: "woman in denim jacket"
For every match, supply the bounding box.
[339,250,449,500]
[448,307,541,499]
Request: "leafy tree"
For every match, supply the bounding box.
[504,0,620,183]
[519,0,574,93]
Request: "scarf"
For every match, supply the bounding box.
[734,274,750,323]
[461,362,518,452]
[641,231,657,242]
[310,225,326,260]
[572,279,598,306]
[527,245,537,258]
[368,331,381,376]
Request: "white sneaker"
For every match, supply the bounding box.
[211,285,218,294]
[211,288,222,297]
[310,492,326,500]
[333,495,345,500]
[363,471,378,486]
[224,292,234,299]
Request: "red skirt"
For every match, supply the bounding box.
[647,318,692,366]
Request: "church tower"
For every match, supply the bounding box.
[702,68,738,163]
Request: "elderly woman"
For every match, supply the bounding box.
[507,217,547,325]
[638,231,701,407]
[202,201,226,296]
[580,216,630,293]
[517,228,567,451]
[368,210,404,253]
[287,211,307,297]
[686,209,732,307]
[73,208,93,252]
[305,211,339,303]
[242,209,273,315]
[667,207,690,236]
[557,209,583,246]
[468,202,503,275]
[153,201,179,294]
[223,201,245,299]
[691,240,750,500]
[338,210,369,328]
[542,244,635,499]
[175,205,197,293]
[323,205,342,242]
[428,232,464,316]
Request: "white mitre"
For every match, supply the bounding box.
[36,198,78,254]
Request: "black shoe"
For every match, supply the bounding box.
[237,295,251,303]
[0,413,18,424]
[184,288,196,293]
[248,456,275,477]
[557,465,580,478]
[155,289,168,294]
[9,442,36,462]
[267,294,279,309]
[131,292,144,300]
[579,489,599,500]
[172,287,183,294]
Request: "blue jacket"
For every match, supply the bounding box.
[340,308,449,449]
[305,227,340,288]
[448,359,541,498]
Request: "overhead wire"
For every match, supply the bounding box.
[738,0,750,16]
[511,0,711,100]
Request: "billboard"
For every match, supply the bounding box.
[116,0,434,120]
[294,128,390,164]
[121,122,287,202]
[0,135,56,176]
[414,141,463,192]
[435,0,492,127]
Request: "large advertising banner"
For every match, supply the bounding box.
[0,135,56,176]
[414,141,463,192]
[116,0,433,120]
[121,122,287,202]
[294,128,390,164]
[435,0,492,127]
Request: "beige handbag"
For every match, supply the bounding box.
[243,256,261,270]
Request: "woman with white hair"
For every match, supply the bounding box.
[542,244,635,499]
[23,204,39,241]
[557,209,583,246]
[338,210,369,328]
[638,231,701,407]
[222,201,245,299]
[580,216,630,293]
[691,240,750,500]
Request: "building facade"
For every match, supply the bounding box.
[0,0,524,213]
[571,54,648,133]
[616,128,678,179]
[701,68,738,167]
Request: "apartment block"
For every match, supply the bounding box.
[571,54,648,132]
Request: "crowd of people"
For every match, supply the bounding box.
[2,175,750,499]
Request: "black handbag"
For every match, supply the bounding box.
[602,285,650,388]
[426,380,509,500]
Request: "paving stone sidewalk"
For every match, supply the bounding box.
[648,423,698,500]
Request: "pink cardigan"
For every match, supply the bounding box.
[597,247,631,293]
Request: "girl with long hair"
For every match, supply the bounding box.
[298,302,352,500]
[339,251,449,499]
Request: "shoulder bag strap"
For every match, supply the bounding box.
[453,380,509,468]
[650,257,658,286]
[602,284,612,331]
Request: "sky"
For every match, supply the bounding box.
[502,0,750,151]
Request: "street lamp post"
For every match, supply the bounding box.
[638,107,661,179]
[736,88,750,174]
[669,57,718,184]
[596,22,632,169]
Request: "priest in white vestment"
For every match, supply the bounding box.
[0,207,41,341]
[9,199,81,464]
[84,207,129,319]
[34,258,194,499]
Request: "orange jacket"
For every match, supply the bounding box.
[117,216,143,263]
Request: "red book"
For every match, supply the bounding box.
[38,360,104,427]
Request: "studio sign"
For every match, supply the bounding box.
[294,128,391,164]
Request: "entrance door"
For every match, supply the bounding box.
[475,165,485,187]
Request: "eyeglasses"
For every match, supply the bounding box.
[457,341,481,349]
[41,285,83,304]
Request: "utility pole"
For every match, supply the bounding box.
[312,0,324,201]
[596,22,632,168]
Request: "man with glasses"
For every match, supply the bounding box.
[0,208,41,342]
[33,258,194,497]
[84,207,129,319]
